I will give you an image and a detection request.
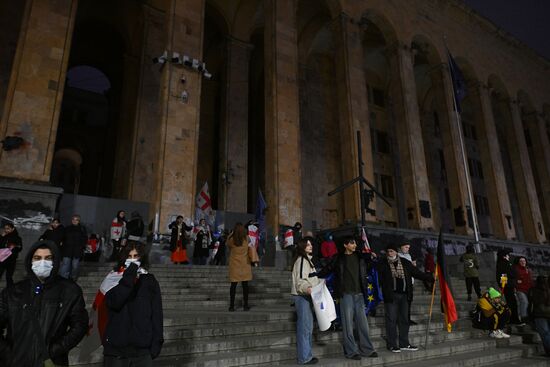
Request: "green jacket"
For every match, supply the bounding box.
[460,253,479,278]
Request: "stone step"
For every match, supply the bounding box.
[71,325,495,366]
[392,345,543,367]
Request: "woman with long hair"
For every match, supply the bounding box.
[291,238,322,365]
[227,222,252,311]
[99,242,164,366]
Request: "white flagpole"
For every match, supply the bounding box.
[445,47,482,253]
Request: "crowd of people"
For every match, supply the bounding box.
[1,214,550,365]
[290,232,550,364]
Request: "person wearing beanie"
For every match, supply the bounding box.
[472,287,511,338]
[377,243,434,353]
[459,245,481,301]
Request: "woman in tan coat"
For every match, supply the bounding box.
[228,222,252,311]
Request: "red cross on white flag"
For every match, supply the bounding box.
[196,181,212,218]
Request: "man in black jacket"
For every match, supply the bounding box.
[0,240,88,366]
[377,243,433,353]
[39,218,65,248]
[318,237,378,360]
[61,214,87,281]
[0,223,23,287]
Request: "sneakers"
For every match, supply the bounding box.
[346,354,361,360]
[303,357,319,365]
[390,347,401,353]
[489,330,505,338]
[368,351,378,358]
[498,329,511,338]
[400,345,419,351]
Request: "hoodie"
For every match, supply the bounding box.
[0,241,88,366]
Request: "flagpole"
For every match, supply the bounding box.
[424,268,438,349]
[444,41,482,253]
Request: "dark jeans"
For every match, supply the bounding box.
[534,318,550,355]
[465,277,481,298]
[230,281,249,308]
[384,292,410,349]
[104,354,152,367]
[0,257,16,287]
[193,256,208,265]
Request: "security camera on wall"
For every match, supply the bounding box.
[191,58,200,70]
[183,55,192,67]
[152,50,168,64]
[171,52,182,64]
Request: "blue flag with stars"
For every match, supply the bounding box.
[364,260,383,314]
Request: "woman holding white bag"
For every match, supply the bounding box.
[291,237,321,365]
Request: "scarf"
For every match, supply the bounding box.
[388,256,405,279]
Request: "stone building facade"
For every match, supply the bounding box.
[1,0,549,244]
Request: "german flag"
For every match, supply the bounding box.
[436,230,458,332]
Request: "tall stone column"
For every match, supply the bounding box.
[0,0,78,182]
[433,68,472,235]
[128,6,165,206]
[388,42,434,230]
[474,84,515,239]
[529,111,550,233]
[220,37,252,212]
[154,0,205,229]
[264,0,302,232]
[507,100,546,243]
[333,13,374,224]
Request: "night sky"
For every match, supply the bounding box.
[460,0,550,60]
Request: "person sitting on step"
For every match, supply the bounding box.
[472,287,511,339]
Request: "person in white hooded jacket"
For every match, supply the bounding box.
[291,238,322,365]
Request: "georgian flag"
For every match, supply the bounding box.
[283,229,294,248]
[85,267,148,349]
[361,227,372,253]
[195,181,213,220]
[248,224,259,249]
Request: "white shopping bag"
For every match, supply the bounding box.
[311,280,337,331]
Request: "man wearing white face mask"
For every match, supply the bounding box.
[0,240,88,366]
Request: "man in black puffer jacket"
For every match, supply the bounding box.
[0,240,88,366]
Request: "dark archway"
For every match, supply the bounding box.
[54,0,143,198]
[55,16,125,197]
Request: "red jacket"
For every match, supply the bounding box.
[320,240,337,258]
[424,253,435,273]
[513,264,533,293]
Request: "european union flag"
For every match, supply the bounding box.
[255,189,267,236]
[447,50,467,113]
[364,266,383,314]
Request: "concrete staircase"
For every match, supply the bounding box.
[7,261,550,366]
